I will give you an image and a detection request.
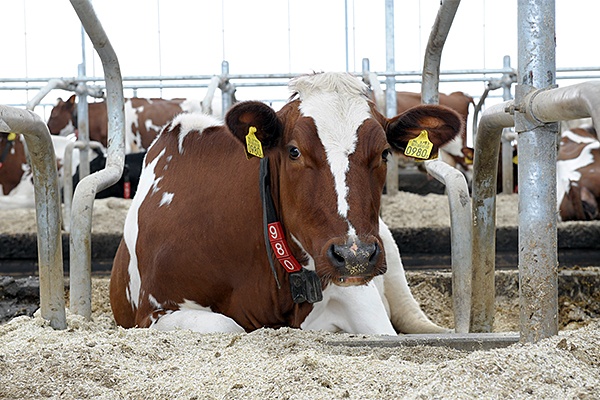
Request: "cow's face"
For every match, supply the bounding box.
[226,72,462,287]
[47,95,76,136]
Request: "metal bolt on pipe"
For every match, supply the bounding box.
[0,106,66,329]
[69,0,125,319]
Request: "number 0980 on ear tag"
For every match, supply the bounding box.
[404,130,433,160]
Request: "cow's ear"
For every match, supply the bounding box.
[225,101,282,158]
[67,95,77,105]
[386,104,463,160]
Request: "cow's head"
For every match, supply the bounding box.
[226,72,462,287]
[47,95,76,136]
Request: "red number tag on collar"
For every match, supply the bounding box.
[267,222,302,272]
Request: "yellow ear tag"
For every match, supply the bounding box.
[513,154,518,165]
[245,126,264,159]
[7,133,17,141]
[404,130,433,160]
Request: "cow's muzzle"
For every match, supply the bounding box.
[326,238,383,286]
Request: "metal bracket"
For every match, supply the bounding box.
[513,84,559,133]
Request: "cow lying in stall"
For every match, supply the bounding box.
[110,72,463,334]
[47,95,205,154]
[557,125,600,221]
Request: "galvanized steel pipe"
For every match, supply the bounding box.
[421,0,472,333]
[421,0,461,104]
[76,63,91,179]
[384,0,398,194]
[470,102,515,333]
[0,106,66,329]
[62,140,105,233]
[425,159,472,333]
[69,0,125,319]
[516,0,558,343]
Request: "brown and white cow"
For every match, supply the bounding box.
[110,72,463,334]
[0,132,28,197]
[0,132,101,209]
[557,125,600,221]
[47,95,204,154]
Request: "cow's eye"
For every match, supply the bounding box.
[289,146,301,160]
[382,148,391,163]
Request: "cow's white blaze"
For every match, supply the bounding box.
[294,74,370,238]
[123,148,166,308]
[557,130,600,210]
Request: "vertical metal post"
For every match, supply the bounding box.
[78,25,90,178]
[384,0,398,194]
[70,0,125,319]
[221,60,234,114]
[77,63,90,179]
[515,0,558,342]
[501,55,515,194]
[419,0,470,333]
[0,106,66,329]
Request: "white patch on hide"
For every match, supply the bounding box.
[159,192,174,207]
[123,148,166,309]
[169,112,222,154]
[557,130,600,212]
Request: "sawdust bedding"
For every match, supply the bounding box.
[1,193,599,399]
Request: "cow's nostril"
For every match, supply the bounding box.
[327,244,347,268]
[368,242,381,267]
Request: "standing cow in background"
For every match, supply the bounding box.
[110,72,463,334]
[0,132,97,209]
[46,95,205,154]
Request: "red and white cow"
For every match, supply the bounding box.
[47,95,205,154]
[0,132,32,208]
[557,125,600,221]
[0,132,98,209]
[109,72,463,334]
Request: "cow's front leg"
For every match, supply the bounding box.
[379,219,451,334]
[300,280,397,335]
